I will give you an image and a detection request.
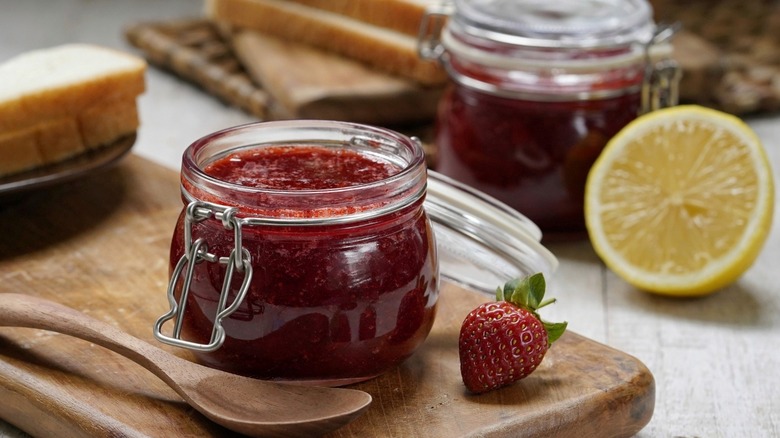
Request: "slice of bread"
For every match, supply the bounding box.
[0,126,45,176]
[78,98,140,150]
[0,99,139,176]
[205,0,446,86]
[280,0,437,36]
[0,44,146,177]
[0,118,83,176]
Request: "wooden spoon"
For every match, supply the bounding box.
[0,293,372,437]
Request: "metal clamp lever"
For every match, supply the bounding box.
[154,201,253,352]
[417,1,453,60]
[642,23,682,113]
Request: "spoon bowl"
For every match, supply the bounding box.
[0,293,372,437]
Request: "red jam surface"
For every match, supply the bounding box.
[172,145,437,384]
[205,146,400,190]
[434,85,642,239]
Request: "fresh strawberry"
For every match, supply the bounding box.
[458,273,567,394]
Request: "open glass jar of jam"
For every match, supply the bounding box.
[419,0,680,239]
[153,120,557,386]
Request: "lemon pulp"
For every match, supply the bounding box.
[585,105,775,296]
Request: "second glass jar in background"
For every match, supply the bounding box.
[420,0,680,239]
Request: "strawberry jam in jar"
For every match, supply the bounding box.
[155,120,437,385]
[419,0,679,239]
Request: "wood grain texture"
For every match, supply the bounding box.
[231,29,443,125]
[0,293,372,438]
[0,155,654,437]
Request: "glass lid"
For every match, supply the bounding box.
[425,170,558,294]
[451,0,656,48]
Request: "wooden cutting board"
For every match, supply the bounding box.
[0,154,654,437]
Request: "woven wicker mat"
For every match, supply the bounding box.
[125,19,272,119]
[125,8,780,117]
[651,0,780,114]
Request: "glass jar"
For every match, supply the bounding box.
[419,0,680,239]
[154,120,558,386]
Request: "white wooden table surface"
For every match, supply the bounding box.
[1,1,778,437]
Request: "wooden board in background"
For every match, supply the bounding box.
[124,19,443,126]
[230,29,442,125]
[0,155,653,437]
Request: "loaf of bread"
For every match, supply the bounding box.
[0,44,146,177]
[205,0,446,86]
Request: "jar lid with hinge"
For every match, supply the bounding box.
[427,169,558,294]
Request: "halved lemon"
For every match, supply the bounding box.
[585,105,775,296]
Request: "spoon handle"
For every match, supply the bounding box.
[0,293,190,391]
[0,293,373,438]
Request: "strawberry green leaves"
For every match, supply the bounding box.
[496,273,567,344]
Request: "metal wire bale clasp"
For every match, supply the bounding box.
[417,1,453,61]
[641,23,682,113]
[154,200,253,352]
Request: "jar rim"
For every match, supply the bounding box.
[180,120,427,221]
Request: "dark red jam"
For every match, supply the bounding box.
[434,85,642,239]
[171,144,437,384]
[205,146,400,190]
